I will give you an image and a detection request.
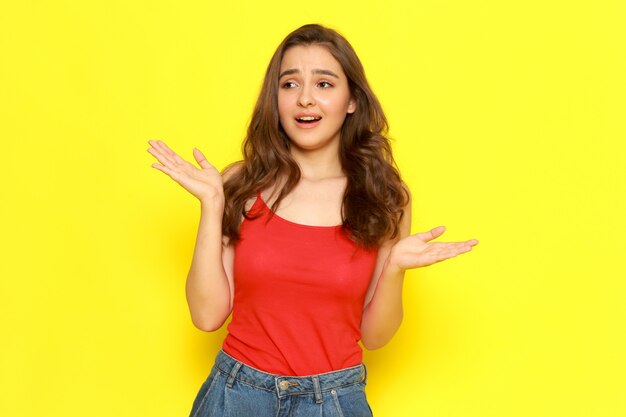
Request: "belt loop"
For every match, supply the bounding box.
[226,361,242,388]
[312,375,323,404]
[362,363,367,383]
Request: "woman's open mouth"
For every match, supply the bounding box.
[295,115,322,129]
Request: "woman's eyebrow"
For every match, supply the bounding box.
[279,69,340,79]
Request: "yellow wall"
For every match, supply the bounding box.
[1,1,624,416]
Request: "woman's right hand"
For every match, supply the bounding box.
[147,140,224,206]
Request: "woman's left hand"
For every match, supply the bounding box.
[387,226,479,272]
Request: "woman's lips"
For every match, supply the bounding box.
[295,119,321,129]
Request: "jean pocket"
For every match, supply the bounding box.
[329,382,373,417]
[190,368,221,417]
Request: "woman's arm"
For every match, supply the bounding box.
[148,140,236,332]
[359,190,412,350]
[360,187,479,349]
[185,201,234,331]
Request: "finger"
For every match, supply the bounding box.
[147,146,176,167]
[432,250,461,263]
[445,245,473,258]
[147,140,177,165]
[450,241,474,249]
[154,140,177,158]
[430,240,477,252]
[427,242,471,258]
[154,141,185,167]
[193,148,213,170]
[150,141,194,170]
[154,140,187,166]
[416,226,446,242]
[148,139,167,155]
[455,245,473,254]
[430,250,455,264]
[151,163,181,182]
[444,242,475,254]
[453,241,478,252]
[151,162,172,176]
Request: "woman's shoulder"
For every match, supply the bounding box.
[401,180,411,200]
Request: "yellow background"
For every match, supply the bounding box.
[1,1,624,416]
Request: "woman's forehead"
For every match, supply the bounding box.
[280,44,344,75]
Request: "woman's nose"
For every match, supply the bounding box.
[297,85,315,107]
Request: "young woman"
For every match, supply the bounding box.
[148,24,478,417]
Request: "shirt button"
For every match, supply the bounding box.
[279,380,290,390]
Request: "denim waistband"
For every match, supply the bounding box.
[214,350,367,401]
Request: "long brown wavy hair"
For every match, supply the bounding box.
[222,24,409,249]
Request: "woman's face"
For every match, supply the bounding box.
[277,44,356,154]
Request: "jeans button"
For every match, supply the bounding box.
[279,380,290,390]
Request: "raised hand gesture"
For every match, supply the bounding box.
[389,226,479,272]
[147,140,224,206]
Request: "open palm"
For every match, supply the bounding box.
[147,139,223,203]
[390,226,479,270]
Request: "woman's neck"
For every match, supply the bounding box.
[289,144,344,181]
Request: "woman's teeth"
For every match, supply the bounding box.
[297,116,321,123]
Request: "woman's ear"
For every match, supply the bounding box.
[347,97,357,114]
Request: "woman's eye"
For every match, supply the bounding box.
[281,81,332,88]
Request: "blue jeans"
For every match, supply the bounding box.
[189,350,374,417]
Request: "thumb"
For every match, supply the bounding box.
[416,226,446,242]
[193,148,213,170]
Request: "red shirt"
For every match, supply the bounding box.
[222,194,378,376]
